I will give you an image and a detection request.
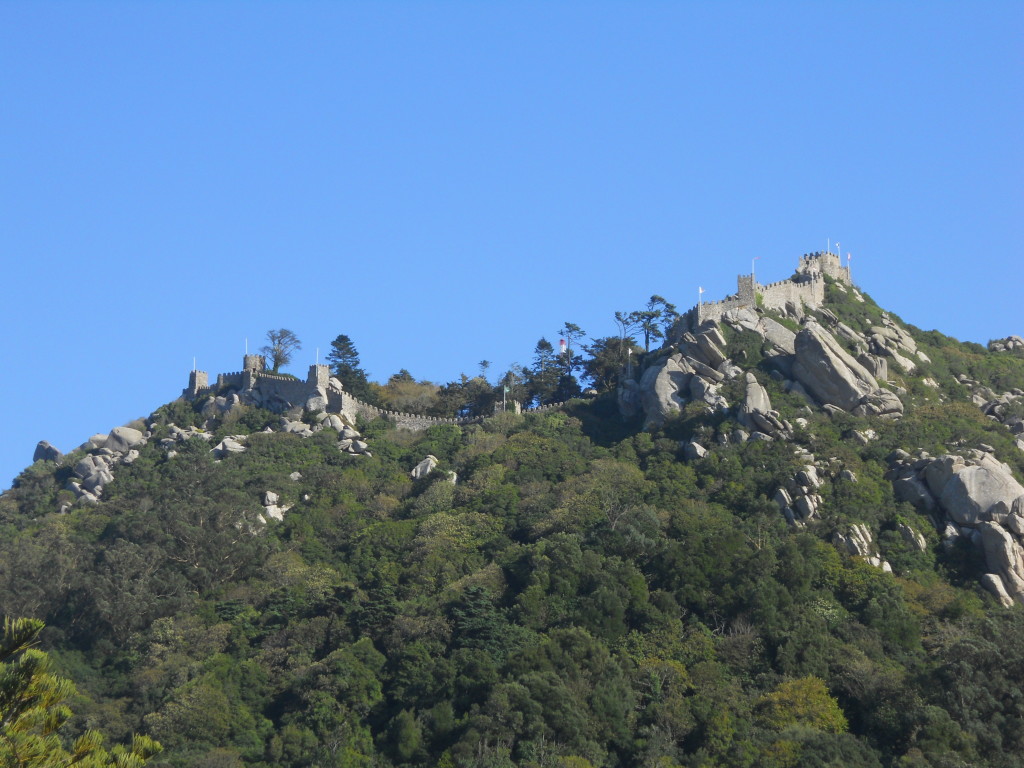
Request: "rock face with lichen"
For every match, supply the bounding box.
[627,315,905,431]
[791,324,879,411]
[888,449,1024,607]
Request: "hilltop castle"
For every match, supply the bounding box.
[184,250,852,427]
[184,356,566,431]
[691,250,852,326]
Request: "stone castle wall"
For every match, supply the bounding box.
[688,251,846,327]
[187,370,211,398]
[798,251,851,283]
[759,275,826,313]
[342,395,484,430]
[185,359,327,411]
[184,356,576,432]
[335,393,569,430]
[249,370,321,410]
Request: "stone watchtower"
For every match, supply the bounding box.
[796,251,851,285]
[243,354,266,372]
[736,274,757,304]
[185,369,209,398]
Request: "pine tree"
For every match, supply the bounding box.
[326,334,371,399]
[529,337,560,405]
[0,616,162,767]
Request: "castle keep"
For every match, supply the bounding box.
[692,251,852,326]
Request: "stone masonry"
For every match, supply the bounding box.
[691,251,852,326]
[186,356,490,431]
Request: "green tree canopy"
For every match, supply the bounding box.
[583,336,641,392]
[0,616,162,768]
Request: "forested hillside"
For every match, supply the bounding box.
[2,279,1023,768]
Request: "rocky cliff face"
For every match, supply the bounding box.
[623,306,907,433]
[617,276,1024,598]
[888,448,1024,606]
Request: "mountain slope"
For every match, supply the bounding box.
[1,268,1023,768]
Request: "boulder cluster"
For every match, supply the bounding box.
[208,413,372,460]
[763,446,920,575]
[737,372,794,441]
[619,324,734,430]
[37,397,375,513]
[887,447,1024,607]
[64,426,147,505]
[162,424,214,457]
[771,449,825,526]
[791,323,903,419]
[960,374,1024,453]
[409,454,457,484]
[832,524,893,573]
[988,335,1024,353]
[623,304,908,430]
[261,490,291,522]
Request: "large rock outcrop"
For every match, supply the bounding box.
[738,372,791,439]
[720,308,796,356]
[759,317,797,355]
[988,335,1024,353]
[638,355,693,428]
[832,524,892,572]
[621,322,742,429]
[106,426,146,453]
[792,324,878,410]
[938,454,1024,526]
[411,455,439,480]
[790,323,903,418]
[888,449,1024,606]
[33,440,62,463]
[627,313,908,432]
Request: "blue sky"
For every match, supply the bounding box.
[1,1,1021,488]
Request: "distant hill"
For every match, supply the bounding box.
[2,251,1023,768]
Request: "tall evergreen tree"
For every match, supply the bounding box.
[0,616,162,767]
[582,336,642,391]
[529,337,560,405]
[326,334,371,400]
[558,322,587,375]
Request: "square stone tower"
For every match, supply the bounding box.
[243,355,266,372]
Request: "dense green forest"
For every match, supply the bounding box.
[2,283,1024,768]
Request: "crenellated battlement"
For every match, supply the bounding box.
[243,354,265,372]
[797,251,851,284]
[186,370,209,397]
[688,250,849,327]
[184,355,579,432]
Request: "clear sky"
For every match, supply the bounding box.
[1,1,1021,488]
